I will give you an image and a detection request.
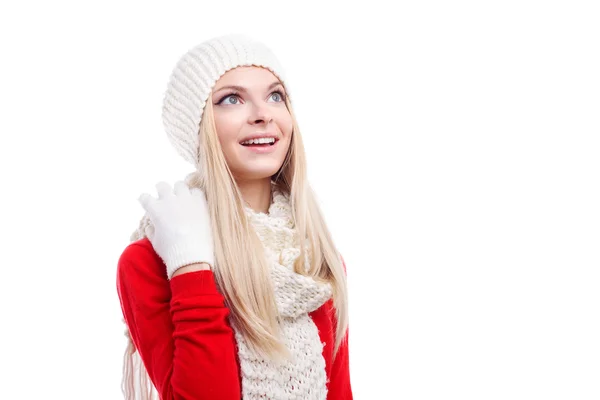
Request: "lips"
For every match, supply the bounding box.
[239,133,280,144]
[240,138,280,154]
[240,139,277,147]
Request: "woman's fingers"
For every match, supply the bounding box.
[138,193,154,210]
[155,181,174,199]
[173,180,190,197]
[139,181,193,215]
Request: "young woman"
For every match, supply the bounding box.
[116,34,353,400]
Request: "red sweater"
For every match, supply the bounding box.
[116,238,353,399]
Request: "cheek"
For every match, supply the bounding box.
[214,113,240,144]
[279,123,293,154]
[276,110,293,136]
[275,112,293,153]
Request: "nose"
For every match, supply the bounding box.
[248,102,272,125]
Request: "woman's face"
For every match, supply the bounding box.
[211,66,292,181]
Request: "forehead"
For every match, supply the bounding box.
[214,66,281,88]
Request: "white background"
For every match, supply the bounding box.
[1,1,598,399]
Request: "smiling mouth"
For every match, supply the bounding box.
[240,139,279,147]
[239,138,280,154]
[240,142,277,147]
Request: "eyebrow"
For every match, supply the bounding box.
[213,81,284,94]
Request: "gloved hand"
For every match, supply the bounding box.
[138,181,215,279]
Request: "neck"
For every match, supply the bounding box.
[236,177,273,214]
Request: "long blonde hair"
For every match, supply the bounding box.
[121,94,349,399]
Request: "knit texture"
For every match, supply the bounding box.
[130,181,334,399]
[161,34,290,169]
[236,184,333,399]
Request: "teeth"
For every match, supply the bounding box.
[241,137,276,145]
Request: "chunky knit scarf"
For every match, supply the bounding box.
[237,186,333,399]
[130,181,333,399]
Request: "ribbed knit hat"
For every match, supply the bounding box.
[161,34,289,168]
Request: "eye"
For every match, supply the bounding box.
[269,90,286,103]
[218,94,240,105]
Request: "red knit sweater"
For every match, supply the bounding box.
[116,238,353,399]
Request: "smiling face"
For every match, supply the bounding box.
[210,66,293,182]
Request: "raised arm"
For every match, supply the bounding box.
[118,180,242,399]
[117,240,241,399]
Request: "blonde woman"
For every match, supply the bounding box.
[116,34,353,400]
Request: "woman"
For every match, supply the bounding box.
[116,34,353,399]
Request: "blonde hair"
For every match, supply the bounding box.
[121,94,349,399]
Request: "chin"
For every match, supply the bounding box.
[234,165,283,181]
[242,171,280,181]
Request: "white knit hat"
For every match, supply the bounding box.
[161,34,290,168]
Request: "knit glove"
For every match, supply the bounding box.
[138,181,215,279]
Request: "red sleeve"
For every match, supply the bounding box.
[116,239,241,400]
[327,255,353,399]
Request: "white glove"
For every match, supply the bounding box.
[138,180,215,279]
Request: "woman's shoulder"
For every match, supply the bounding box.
[117,237,168,283]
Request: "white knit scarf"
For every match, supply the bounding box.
[130,181,333,399]
[236,186,334,399]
